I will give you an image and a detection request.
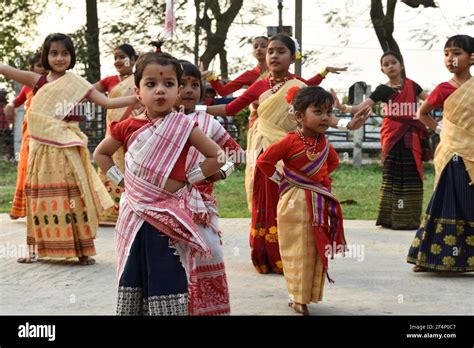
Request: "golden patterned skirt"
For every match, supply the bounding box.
[25,142,96,258]
[277,186,326,304]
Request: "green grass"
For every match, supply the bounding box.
[331,163,435,220]
[0,160,18,213]
[0,160,436,219]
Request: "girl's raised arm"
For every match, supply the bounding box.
[87,89,137,109]
[0,64,40,88]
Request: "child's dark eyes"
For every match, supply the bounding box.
[192,83,200,88]
[165,81,175,87]
[145,82,155,88]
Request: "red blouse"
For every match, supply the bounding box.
[13,85,33,109]
[257,131,339,189]
[99,75,121,93]
[427,82,457,109]
[110,116,197,182]
[210,66,262,96]
[224,73,324,116]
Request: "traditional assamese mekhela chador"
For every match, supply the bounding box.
[408,77,474,271]
[115,111,215,315]
[97,75,141,225]
[245,78,310,274]
[184,110,244,315]
[370,78,430,230]
[257,127,346,306]
[25,72,114,259]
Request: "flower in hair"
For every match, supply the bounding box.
[292,37,302,61]
[286,86,301,104]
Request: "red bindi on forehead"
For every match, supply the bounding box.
[160,72,163,76]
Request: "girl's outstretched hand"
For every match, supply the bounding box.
[348,105,371,130]
[199,61,212,80]
[326,66,348,74]
[329,88,343,110]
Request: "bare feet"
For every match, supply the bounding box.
[413,265,428,272]
[17,254,38,263]
[79,256,96,265]
[288,300,310,316]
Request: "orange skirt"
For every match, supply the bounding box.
[10,119,29,218]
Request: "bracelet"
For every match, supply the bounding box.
[336,118,351,131]
[435,124,442,135]
[218,161,235,179]
[195,105,207,112]
[342,104,353,113]
[186,165,206,184]
[207,73,218,82]
[320,68,329,78]
[106,165,124,186]
[269,170,282,184]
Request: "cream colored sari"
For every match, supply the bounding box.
[26,72,114,257]
[98,75,141,224]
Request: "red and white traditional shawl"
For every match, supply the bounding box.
[115,112,211,283]
[185,111,237,315]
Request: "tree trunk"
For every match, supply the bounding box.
[194,0,201,65]
[196,0,243,79]
[370,0,405,77]
[86,0,101,82]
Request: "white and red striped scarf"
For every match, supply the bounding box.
[115,112,211,283]
[185,111,233,315]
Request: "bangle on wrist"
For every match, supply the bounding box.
[218,161,235,180]
[336,118,351,131]
[186,165,206,184]
[435,124,442,135]
[106,165,124,186]
[195,105,207,112]
[342,104,353,113]
[207,73,218,82]
[269,170,282,184]
[320,68,329,78]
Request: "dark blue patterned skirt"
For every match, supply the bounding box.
[116,221,188,315]
[407,156,474,272]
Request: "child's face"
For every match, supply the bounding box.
[32,62,45,75]
[252,38,268,61]
[135,63,179,117]
[266,40,294,74]
[444,46,473,74]
[381,55,403,79]
[177,74,201,113]
[114,49,134,76]
[296,103,332,136]
[48,41,71,73]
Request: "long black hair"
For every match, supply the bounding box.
[40,33,76,70]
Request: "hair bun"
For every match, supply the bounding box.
[150,39,165,53]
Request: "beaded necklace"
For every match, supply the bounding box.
[269,75,290,94]
[296,128,321,161]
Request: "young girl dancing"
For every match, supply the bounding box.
[202,33,367,275]
[94,52,225,315]
[408,35,474,272]
[0,33,137,265]
[331,51,429,230]
[93,44,141,225]
[257,86,346,315]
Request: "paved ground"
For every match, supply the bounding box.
[0,214,473,315]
